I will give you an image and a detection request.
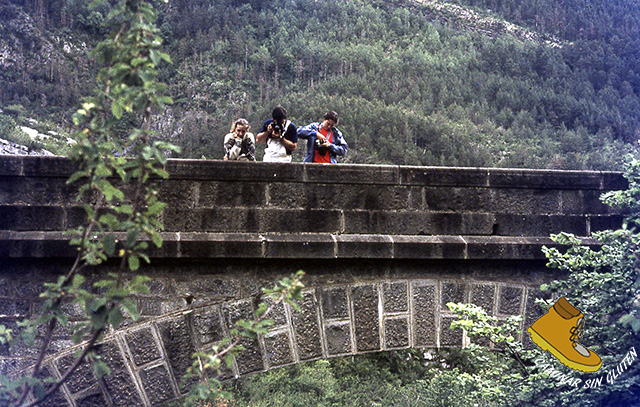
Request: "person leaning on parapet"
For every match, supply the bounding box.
[297,111,348,163]
[223,118,256,161]
[256,106,298,162]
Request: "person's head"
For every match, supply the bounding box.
[321,111,339,131]
[271,106,287,124]
[231,118,250,136]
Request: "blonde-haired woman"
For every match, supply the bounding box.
[223,118,256,161]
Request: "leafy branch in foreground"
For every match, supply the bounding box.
[181,271,305,407]
[0,1,177,406]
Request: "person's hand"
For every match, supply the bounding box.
[316,132,327,142]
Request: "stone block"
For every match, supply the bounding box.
[74,388,109,407]
[125,328,161,366]
[265,233,336,258]
[291,291,322,361]
[178,233,264,258]
[424,187,493,212]
[198,181,267,208]
[441,281,466,307]
[601,171,628,190]
[493,214,587,236]
[260,208,343,233]
[325,321,352,355]
[440,315,463,347]
[56,354,96,395]
[157,180,200,209]
[20,156,76,177]
[392,235,466,259]
[165,159,304,182]
[191,307,226,344]
[382,281,408,313]
[498,285,524,315]
[384,317,409,349]
[306,163,398,185]
[344,211,494,235]
[590,215,624,233]
[400,166,489,187]
[412,282,437,347]
[469,283,496,315]
[162,207,203,232]
[156,317,196,393]
[264,331,294,368]
[352,284,380,352]
[35,364,70,407]
[522,288,549,349]
[336,234,393,258]
[490,188,562,215]
[320,286,349,319]
[0,205,65,231]
[465,236,553,260]
[222,300,264,375]
[97,341,143,407]
[488,169,603,189]
[139,364,176,405]
[0,156,23,175]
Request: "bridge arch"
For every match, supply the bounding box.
[0,156,625,406]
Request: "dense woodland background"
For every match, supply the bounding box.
[1,0,640,168]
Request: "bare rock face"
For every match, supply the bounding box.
[0,137,53,156]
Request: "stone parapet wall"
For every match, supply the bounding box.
[0,156,626,261]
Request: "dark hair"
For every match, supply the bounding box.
[323,110,339,124]
[272,106,287,121]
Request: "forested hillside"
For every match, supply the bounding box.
[1,0,639,169]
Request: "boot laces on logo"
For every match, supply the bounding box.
[569,317,590,357]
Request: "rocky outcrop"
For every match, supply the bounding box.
[0,137,53,156]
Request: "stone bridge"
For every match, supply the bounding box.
[0,156,626,406]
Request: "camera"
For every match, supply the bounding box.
[314,138,329,155]
[270,122,283,136]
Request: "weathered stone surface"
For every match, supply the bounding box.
[222,300,264,375]
[325,322,352,355]
[139,364,175,406]
[320,287,349,320]
[291,291,323,361]
[352,284,380,352]
[264,331,293,368]
[498,285,524,315]
[441,281,466,307]
[384,317,409,349]
[382,281,408,313]
[98,341,143,407]
[156,317,196,392]
[56,355,96,395]
[412,282,437,347]
[125,328,161,367]
[265,233,336,258]
[74,388,109,407]
[469,283,496,315]
[440,315,463,347]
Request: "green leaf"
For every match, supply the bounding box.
[108,306,124,328]
[128,255,140,271]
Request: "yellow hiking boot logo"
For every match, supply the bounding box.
[528,297,602,372]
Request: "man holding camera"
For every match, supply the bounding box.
[257,106,298,163]
[297,111,348,163]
